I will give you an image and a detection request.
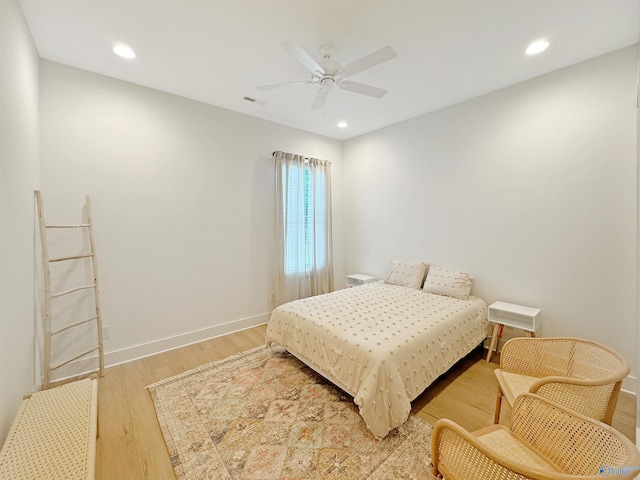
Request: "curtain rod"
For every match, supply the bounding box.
[272,151,332,165]
[272,151,311,161]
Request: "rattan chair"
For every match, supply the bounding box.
[493,337,629,425]
[431,393,640,480]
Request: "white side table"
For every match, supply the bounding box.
[486,301,541,362]
[346,274,377,287]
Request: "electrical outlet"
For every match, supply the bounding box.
[102,325,110,339]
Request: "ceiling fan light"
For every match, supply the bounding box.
[113,43,136,59]
[525,39,549,56]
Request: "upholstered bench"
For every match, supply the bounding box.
[0,378,98,479]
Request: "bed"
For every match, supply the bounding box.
[265,263,489,439]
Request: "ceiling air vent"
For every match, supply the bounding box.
[243,96,267,106]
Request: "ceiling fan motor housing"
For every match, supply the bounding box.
[320,77,335,88]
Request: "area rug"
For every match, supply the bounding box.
[147,345,433,480]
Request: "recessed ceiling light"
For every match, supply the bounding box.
[525,39,549,56]
[113,44,136,59]
[337,121,348,128]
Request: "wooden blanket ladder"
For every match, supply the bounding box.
[35,190,105,389]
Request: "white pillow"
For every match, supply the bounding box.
[423,265,473,299]
[384,260,428,289]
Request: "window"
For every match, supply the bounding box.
[274,151,333,304]
[283,163,327,274]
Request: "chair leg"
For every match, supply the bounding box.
[602,381,623,425]
[494,387,503,424]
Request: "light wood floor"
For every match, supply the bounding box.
[96,324,636,479]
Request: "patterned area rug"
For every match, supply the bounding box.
[148,345,434,480]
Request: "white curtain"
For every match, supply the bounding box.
[274,151,333,305]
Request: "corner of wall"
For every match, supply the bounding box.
[0,0,41,442]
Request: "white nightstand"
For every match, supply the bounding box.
[346,274,377,287]
[486,301,541,362]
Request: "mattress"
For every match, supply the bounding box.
[265,282,489,438]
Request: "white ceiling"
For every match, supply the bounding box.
[19,0,640,140]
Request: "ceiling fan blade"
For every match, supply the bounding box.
[311,88,329,110]
[257,80,316,91]
[281,41,325,76]
[338,80,387,98]
[340,45,397,78]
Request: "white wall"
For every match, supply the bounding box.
[636,41,640,440]
[39,61,344,374]
[0,0,40,441]
[344,46,638,382]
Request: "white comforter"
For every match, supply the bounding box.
[265,282,488,438]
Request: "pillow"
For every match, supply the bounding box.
[384,260,428,289]
[423,265,473,299]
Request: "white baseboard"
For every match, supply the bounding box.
[49,312,270,384]
[52,325,640,401]
[622,375,637,397]
[105,312,270,367]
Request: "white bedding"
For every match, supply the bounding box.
[265,282,489,438]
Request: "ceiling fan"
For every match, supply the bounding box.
[257,42,397,111]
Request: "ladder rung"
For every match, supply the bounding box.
[50,346,100,371]
[46,224,90,228]
[49,253,93,262]
[52,284,95,298]
[51,316,98,336]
